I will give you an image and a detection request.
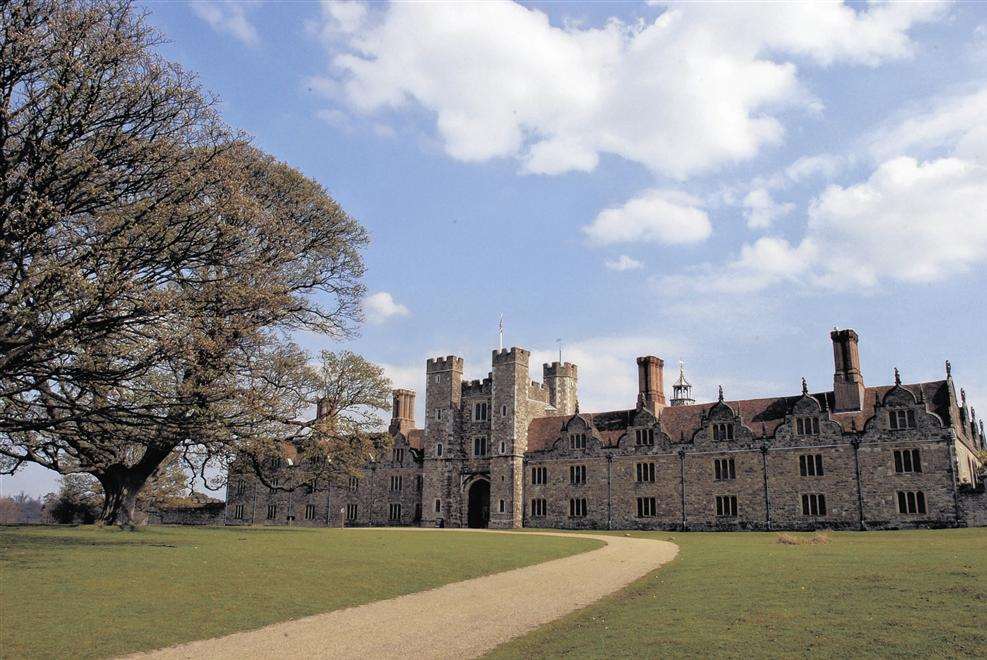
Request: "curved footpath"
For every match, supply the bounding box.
[130,529,678,660]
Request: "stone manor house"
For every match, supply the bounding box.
[225,329,987,531]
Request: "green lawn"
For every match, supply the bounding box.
[489,528,987,659]
[0,525,600,659]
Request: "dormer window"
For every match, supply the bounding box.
[569,433,587,450]
[889,409,916,430]
[635,428,655,446]
[796,417,820,436]
[712,423,734,441]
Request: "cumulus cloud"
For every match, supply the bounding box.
[189,1,260,46]
[313,1,945,179]
[668,83,987,294]
[743,188,795,229]
[363,292,410,323]
[583,190,712,246]
[807,156,987,286]
[604,255,644,272]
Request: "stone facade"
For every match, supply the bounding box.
[225,328,987,531]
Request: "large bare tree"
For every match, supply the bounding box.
[0,1,381,527]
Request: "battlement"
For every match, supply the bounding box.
[462,376,493,396]
[492,346,530,365]
[543,361,577,379]
[426,355,464,373]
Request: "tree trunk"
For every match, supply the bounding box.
[97,471,147,529]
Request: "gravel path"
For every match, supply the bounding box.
[129,528,678,660]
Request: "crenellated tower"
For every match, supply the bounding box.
[543,361,578,416]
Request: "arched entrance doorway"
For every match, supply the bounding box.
[466,479,490,528]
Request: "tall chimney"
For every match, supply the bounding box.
[389,389,416,436]
[637,356,666,414]
[831,329,864,412]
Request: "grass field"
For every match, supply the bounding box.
[489,528,987,659]
[0,525,600,658]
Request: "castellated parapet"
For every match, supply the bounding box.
[225,328,986,534]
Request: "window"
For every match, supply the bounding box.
[714,458,736,481]
[436,443,443,457]
[499,441,506,454]
[635,428,655,446]
[304,504,316,520]
[570,464,586,485]
[801,494,827,516]
[271,457,282,469]
[531,466,548,485]
[348,476,359,491]
[346,503,358,521]
[799,454,824,477]
[393,448,405,463]
[233,504,244,520]
[796,417,821,436]
[474,436,488,456]
[501,404,507,417]
[235,480,245,496]
[434,499,442,514]
[473,402,489,422]
[897,491,927,515]
[636,462,656,483]
[390,475,403,491]
[388,503,402,521]
[715,495,738,517]
[569,433,587,450]
[569,498,587,517]
[637,497,657,518]
[435,409,442,421]
[499,499,505,513]
[893,449,922,473]
[889,409,917,430]
[266,503,277,520]
[416,475,423,491]
[713,423,735,441]
[531,498,547,517]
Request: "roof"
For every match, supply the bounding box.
[406,429,424,450]
[525,381,951,451]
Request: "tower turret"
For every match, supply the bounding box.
[637,356,667,414]
[670,361,695,407]
[543,361,578,416]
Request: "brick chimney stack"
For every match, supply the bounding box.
[637,356,667,415]
[831,328,865,412]
[389,389,416,436]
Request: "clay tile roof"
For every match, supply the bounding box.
[526,415,569,451]
[406,428,424,450]
[525,380,950,449]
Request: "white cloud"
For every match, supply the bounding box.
[314,1,945,179]
[807,155,987,287]
[742,188,795,229]
[867,87,987,163]
[672,83,987,294]
[583,190,712,246]
[783,154,848,183]
[604,255,644,271]
[363,292,410,323]
[189,1,260,46]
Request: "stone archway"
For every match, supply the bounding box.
[466,479,490,529]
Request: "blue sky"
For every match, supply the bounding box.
[6,0,987,497]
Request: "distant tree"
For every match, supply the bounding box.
[231,350,393,493]
[0,497,20,523]
[44,474,102,524]
[0,1,370,528]
[10,492,45,523]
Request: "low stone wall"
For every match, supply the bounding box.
[148,502,225,526]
